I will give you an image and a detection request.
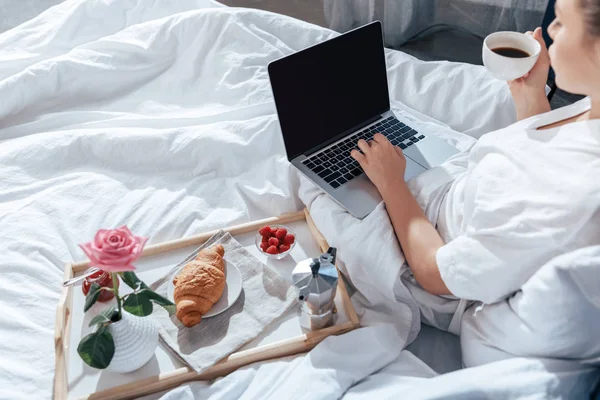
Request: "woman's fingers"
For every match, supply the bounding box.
[357,139,371,154]
[350,149,365,164]
[394,146,403,156]
[372,132,388,143]
[533,27,547,50]
[533,27,550,56]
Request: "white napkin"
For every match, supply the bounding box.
[150,231,297,373]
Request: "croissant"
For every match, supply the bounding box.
[172,244,226,327]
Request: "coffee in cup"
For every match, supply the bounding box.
[491,47,530,58]
[482,31,541,81]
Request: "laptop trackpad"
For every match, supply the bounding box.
[404,158,427,181]
[403,138,458,169]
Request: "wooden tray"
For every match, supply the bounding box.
[54,208,360,400]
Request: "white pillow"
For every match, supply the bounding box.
[460,245,600,368]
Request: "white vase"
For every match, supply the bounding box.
[106,310,159,373]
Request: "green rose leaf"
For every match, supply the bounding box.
[145,290,176,316]
[88,306,118,327]
[77,325,115,369]
[84,283,103,312]
[123,291,153,316]
[120,271,148,291]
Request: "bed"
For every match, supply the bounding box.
[1,1,598,399]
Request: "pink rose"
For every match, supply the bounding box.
[79,226,148,272]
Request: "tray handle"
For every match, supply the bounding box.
[54,264,74,400]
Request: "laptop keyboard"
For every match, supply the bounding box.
[302,116,425,189]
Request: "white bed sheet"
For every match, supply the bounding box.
[1,1,578,399]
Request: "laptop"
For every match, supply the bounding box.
[268,21,459,219]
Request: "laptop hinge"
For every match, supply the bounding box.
[302,113,385,157]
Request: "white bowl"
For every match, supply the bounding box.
[482,31,541,81]
[255,224,296,260]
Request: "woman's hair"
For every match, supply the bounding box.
[581,0,600,36]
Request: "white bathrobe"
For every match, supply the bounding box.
[434,97,600,305]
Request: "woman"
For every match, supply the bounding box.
[351,0,600,304]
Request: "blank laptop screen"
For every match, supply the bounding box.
[268,22,390,160]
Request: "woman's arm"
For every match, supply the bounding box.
[379,180,450,295]
[351,134,450,295]
[510,90,551,121]
[508,28,552,121]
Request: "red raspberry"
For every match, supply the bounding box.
[262,235,269,243]
[266,245,278,254]
[275,228,288,240]
[260,241,269,252]
[279,244,291,253]
[283,234,295,245]
[259,226,272,238]
[268,237,279,247]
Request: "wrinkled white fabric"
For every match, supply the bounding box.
[159,351,599,400]
[2,0,593,399]
[159,324,407,400]
[461,245,600,368]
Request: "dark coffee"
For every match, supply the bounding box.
[491,47,530,58]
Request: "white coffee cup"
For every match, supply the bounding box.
[482,31,541,81]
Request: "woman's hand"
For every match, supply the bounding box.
[350,133,406,194]
[507,27,551,120]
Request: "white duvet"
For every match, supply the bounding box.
[1,0,594,399]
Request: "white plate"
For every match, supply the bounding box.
[167,259,243,318]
